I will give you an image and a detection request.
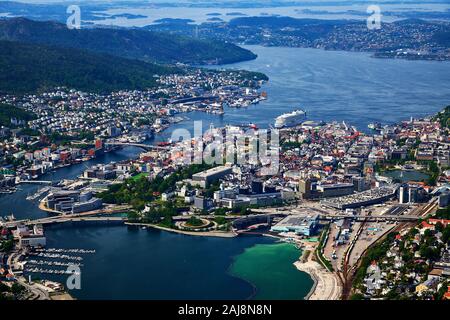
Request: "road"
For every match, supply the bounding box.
[16,276,50,300]
[2,205,131,228]
[7,251,50,300]
[341,198,439,299]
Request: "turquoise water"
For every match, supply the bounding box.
[230,243,314,300]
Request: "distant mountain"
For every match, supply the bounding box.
[0,18,257,65]
[0,40,180,94]
[148,16,358,41]
[147,15,450,61]
[226,16,356,41]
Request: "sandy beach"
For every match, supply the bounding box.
[294,246,342,300]
[38,200,62,214]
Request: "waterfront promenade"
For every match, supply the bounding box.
[125,222,238,238]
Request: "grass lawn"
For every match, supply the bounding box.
[131,172,149,181]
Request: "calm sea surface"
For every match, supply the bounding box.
[205,45,450,132]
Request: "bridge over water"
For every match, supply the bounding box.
[37,216,126,226]
[104,141,169,151]
[2,205,131,228]
[2,216,127,228]
[2,211,422,231]
[71,140,170,152]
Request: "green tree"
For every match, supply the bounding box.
[350,293,365,300]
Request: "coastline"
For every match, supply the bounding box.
[294,245,342,300]
[125,222,238,238]
[302,265,318,300]
[38,200,61,214]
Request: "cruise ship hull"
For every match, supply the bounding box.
[274,110,307,128]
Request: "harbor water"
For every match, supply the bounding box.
[2,46,450,299]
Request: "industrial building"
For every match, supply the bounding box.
[83,164,117,180]
[398,183,428,204]
[191,166,232,188]
[299,179,355,199]
[352,176,370,192]
[14,224,46,248]
[321,187,397,210]
[194,195,213,211]
[317,183,355,198]
[270,214,319,236]
[45,190,103,213]
[298,178,312,199]
[219,192,283,209]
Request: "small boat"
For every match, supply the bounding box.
[368,122,382,131]
[248,123,258,130]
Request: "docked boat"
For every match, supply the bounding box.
[248,123,258,130]
[274,109,307,128]
[368,122,382,131]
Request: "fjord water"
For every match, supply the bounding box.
[2,46,450,299]
[43,226,278,300]
[206,46,450,131]
[162,45,450,139]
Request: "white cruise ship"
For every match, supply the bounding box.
[274,109,307,128]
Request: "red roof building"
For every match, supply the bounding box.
[443,286,450,300]
[428,219,450,228]
[421,221,435,230]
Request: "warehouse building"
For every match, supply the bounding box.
[317,183,355,198]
